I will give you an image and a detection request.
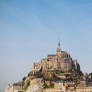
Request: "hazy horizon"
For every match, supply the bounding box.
[0,0,92,92]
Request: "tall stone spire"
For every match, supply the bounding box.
[57,40,61,52]
[56,41,61,56]
[58,40,60,49]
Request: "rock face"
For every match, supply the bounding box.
[26,78,44,92]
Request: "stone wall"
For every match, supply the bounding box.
[44,88,63,92]
[76,87,92,92]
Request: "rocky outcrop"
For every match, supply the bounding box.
[26,78,44,92]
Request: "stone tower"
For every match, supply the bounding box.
[56,41,61,57]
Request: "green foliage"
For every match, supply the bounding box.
[52,70,57,73]
[49,83,54,88]
[57,70,64,74]
[60,70,64,73]
[44,81,54,89]
[50,70,57,77]
[51,72,55,77]
[24,80,30,91]
[22,77,26,81]
[28,72,31,77]
[44,82,48,88]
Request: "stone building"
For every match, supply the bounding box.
[5,82,23,92]
[32,41,80,73]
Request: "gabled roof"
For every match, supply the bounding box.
[48,54,56,56]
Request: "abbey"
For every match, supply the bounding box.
[6,41,92,92]
[32,41,80,74]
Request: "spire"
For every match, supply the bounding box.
[57,40,61,53]
[58,40,60,49]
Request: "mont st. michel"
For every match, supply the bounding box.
[6,41,92,92]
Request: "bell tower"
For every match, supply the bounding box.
[56,41,61,57]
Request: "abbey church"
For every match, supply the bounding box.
[32,41,80,74]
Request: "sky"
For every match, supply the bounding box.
[0,0,92,92]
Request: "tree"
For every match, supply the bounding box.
[22,77,26,82]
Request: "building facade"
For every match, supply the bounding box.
[32,41,79,73]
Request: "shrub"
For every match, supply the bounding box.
[49,83,54,88]
[22,77,26,81]
[44,82,48,88]
[24,80,30,91]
